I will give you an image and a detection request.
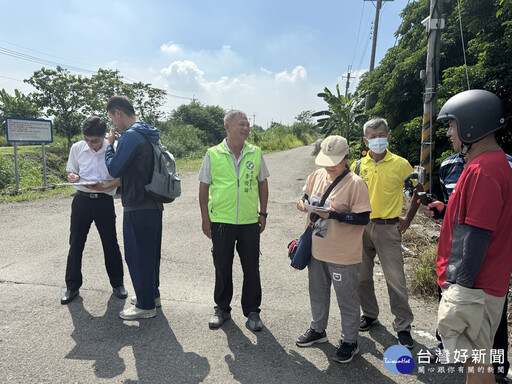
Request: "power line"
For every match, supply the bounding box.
[0,46,97,74]
[0,39,136,82]
[0,74,24,82]
[0,42,194,101]
[168,92,194,100]
[0,39,198,105]
[350,1,368,70]
[0,39,98,70]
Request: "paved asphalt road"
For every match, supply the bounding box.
[0,144,498,383]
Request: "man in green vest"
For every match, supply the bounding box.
[198,110,270,331]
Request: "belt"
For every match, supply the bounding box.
[371,217,399,224]
[76,190,106,199]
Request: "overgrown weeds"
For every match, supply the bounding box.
[401,196,442,300]
[409,244,438,300]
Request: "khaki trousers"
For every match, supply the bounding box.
[358,222,414,333]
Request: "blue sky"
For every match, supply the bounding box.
[0,0,412,126]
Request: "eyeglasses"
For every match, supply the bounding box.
[83,136,105,145]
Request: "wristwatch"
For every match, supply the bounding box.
[258,212,268,218]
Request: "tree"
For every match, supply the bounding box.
[25,66,88,148]
[123,82,167,127]
[0,89,41,135]
[25,67,169,145]
[312,85,363,144]
[294,110,314,124]
[355,0,512,163]
[171,102,225,145]
[291,110,316,144]
[85,68,125,120]
[158,121,206,159]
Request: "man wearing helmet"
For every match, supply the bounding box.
[427,89,512,384]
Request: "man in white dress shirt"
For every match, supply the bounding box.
[61,116,127,304]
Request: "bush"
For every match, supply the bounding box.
[410,244,438,299]
[0,156,14,190]
[159,123,207,160]
[248,124,317,153]
[47,136,73,156]
[0,152,65,193]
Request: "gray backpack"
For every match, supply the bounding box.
[145,138,181,203]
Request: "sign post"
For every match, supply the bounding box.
[5,117,53,192]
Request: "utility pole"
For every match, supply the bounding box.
[364,0,393,110]
[417,0,444,194]
[342,66,352,99]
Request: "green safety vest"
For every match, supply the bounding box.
[207,141,261,224]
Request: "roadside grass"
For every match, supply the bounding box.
[401,197,441,301]
[0,145,44,155]
[0,137,315,203]
[408,244,438,299]
[175,157,203,173]
[0,185,74,203]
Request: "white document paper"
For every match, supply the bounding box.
[303,204,329,213]
[58,181,99,186]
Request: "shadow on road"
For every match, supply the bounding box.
[362,323,462,383]
[66,296,210,383]
[220,321,400,384]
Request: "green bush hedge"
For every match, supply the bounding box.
[159,123,207,160]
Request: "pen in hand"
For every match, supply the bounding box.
[67,173,80,183]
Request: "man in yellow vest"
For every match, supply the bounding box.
[351,117,422,348]
[198,110,270,331]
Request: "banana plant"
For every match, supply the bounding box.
[312,84,361,145]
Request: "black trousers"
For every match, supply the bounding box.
[65,193,124,291]
[211,222,261,317]
[436,286,509,374]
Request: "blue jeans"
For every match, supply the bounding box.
[123,209,162,310]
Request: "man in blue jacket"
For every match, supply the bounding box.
[105,95,163,320]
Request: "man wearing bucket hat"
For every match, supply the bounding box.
[295,135,371,363]
[351,117,422,349]
[424,89,512,384]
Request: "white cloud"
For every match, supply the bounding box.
[259,67,273,75]
[158,60,325,125]
[161,60,204,78]
[160,60,207,93]
[160,42,182,55]
[275,66,307,83]
[159,43,244,77]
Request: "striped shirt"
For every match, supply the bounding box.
[439,152,512,203]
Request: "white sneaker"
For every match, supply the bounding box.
[130,296,161,307]
[119,305,156,320]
